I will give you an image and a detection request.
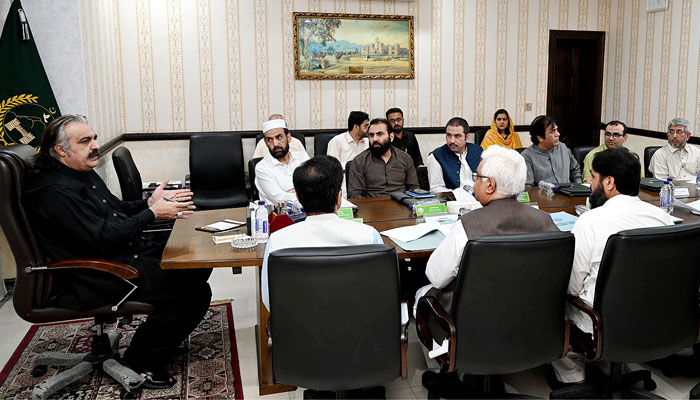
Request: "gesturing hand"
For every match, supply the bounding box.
[149,197,196,220]
[148,179,194,206]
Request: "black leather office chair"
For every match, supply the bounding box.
[248,157,263,201]
[474,128,488,146]
[313,133,336,156]
[256,131,306,149]
[416,232,575,398]
[416,165,430,191]
[550,223,700,399]
[112,147,143,201]
[515,147,526,154]
[345,160,352,189]
[189,134,248,209]
[0,144,155,399]
[644,146,661,178]
[573,145,596,170]
[267,245,408,397]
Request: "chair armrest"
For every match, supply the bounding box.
[415,295,456,372]
[566,295,602,361]
[400,301,409,379]
[46,259,141,280]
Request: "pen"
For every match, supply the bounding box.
[163,196,195,209]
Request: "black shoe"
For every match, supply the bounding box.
[140,370,177,389]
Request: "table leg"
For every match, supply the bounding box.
[255,266,296,395]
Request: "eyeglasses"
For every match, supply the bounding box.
[472,172,490,181]
[668,129,687,136]
[604,132,624,138]
[388,118,403,124]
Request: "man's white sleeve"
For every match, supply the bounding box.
[255,165,298,204]
[426,154,450,193]
[425,222,468,289]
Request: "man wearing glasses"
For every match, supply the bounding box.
[415,146,558,316]
[386,107,424,167]
[522,115,582,188]
[650,118,699,181]
[582,120,641,182]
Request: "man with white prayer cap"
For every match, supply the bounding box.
[252,114,306,158]
[254,116,310,204]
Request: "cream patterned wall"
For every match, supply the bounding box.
[75,0,700,136]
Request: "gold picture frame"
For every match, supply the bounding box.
[293,12,414,80]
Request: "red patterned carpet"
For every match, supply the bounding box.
[0,302,243,399]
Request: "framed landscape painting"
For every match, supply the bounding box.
[293,12,414,80]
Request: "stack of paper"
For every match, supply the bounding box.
[675,199,700,215]
[549,211,578,232]
[380,220,456,251]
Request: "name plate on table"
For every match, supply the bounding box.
[337,207,354,219]
[415,203,447,216]
[516,192,531,202]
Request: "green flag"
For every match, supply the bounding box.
[0,0,60,149]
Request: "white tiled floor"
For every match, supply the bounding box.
[2,268,699,399]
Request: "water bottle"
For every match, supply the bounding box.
[254,200,269,243]
[667,178,675,214]
[660,180,671,213]
[696,171,700,193]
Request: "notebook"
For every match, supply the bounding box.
[639,177,664,192]
[556,183,592,197]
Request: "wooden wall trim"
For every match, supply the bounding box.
[98,134,125,159]
[598,122,700,145]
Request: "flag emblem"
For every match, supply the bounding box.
[0,94,57,147]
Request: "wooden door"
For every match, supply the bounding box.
[547,30,605,149]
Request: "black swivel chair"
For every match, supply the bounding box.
[256,131,306,149]
[573,145,596,170]
[515,147,526,154]
[248,157,263,201]
[345,160,352,189]
[189,134,249,209]
[644,146,661,178]
[267,245,408,398]
[313,133,337,156]
[417,232,575,398]
[112,147,144,201]
[0,144,155,399]
[550,223,700,399]
[474,128,488,146]
[416,166,430,191]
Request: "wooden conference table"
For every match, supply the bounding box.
[160,186,700,395]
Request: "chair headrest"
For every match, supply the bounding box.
[0,144,36,170]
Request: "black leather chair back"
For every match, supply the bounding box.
[573,146,596,170]
[474,129,488,146]
[345,160,352,187]
[314,133,336,156]
[644,146,661,178]
[451,232,574,375]
[189,134,248,209]
[515,147,526,154]
[593,223,700,363]
[256,131,306,149]
[268,245,401,391]
[0,145,49,320]
[248,157,263,201]
[112,147,143,201]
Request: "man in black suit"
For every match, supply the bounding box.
[24,114,212,389]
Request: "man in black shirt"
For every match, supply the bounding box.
[23,114,212,389]
[386,107,424,167]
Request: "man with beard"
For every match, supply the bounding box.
[327,111,370,197]
[255,117,310,204]
[650,118,699,181]
[426,117,483,193]
[386,107,424,167]
[521,115,582,188]
[252,114,305,158]
[347,118,419,198]
[24,114,212,389]
[551,147,674,385]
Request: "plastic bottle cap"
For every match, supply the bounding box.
[258,200,265,205]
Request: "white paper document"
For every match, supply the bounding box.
[675,199,700,215]
[203,220,243,231]
[340,198,357,209]
[451,187,477,202]
[381,221,440,242]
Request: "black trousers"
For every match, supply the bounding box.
[121,243,213,372]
